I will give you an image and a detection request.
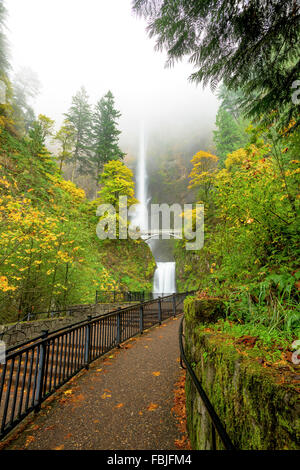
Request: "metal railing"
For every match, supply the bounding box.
[179,317,236,450]
[0,293,188,440]
[95,290,177,304]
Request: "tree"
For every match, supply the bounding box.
[64,87,92,181]
[53,120,76,172]
[188,150,218,204]
[28,114,55,158]
[133,0,300,130]
[98,160,137,208]
[213,108,248,167]
[91,91,125,182]
[96,160,137,240]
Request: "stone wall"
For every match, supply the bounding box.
[0,303,134,349]
[184,297,300,450]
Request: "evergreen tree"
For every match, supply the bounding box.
[91,90,125,182]
[64,87,92,181]
[213,108,248,167]
[133,0,300,130]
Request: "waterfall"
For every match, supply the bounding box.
[153,262,176,297]
[133,123,176,296]
[134,122,148,231]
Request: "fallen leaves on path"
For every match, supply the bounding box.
[147,403,159,411]
[115,403,124,409]
[53,444,65,450]
[152,371,161,376]
[172,371,191,450]
[24,435,35,448]
[101,392,111,399]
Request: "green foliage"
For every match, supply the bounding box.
[213,107,248,167]
[91,90,125,180]
[64,86,93,179]
[0,126,154,323]
[97,160,137,207]
[53,119,76,172]
[176,122,300,339]
[134,0,300,130]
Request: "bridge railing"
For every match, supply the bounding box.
[0,292,189,440]
[95,291,176,304]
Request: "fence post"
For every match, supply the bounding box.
[84,315,92,369]
[139,302,144,334]
[158,296,162,325]
[172,293,176,317]
[34,329,49,411]
[117,307,121,347]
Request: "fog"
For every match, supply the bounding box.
[6,0,219,153]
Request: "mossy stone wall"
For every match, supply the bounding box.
[184,297,300,450]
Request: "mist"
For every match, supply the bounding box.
[6,0,219,157]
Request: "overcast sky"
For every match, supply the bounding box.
[6,0,219,148]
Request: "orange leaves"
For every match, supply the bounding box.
[147,403,159,411]
[101,392,111,399]
[53,444,65,450]
[24,435,35,448]
[115,403,124,409]
[172,371,191,450]
[235,335,258,348]
[152,371,161,377]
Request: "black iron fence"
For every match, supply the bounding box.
[0,293,187,440]
[95,291,177,303]
[179,317,236,450]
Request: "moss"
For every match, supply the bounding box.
[184,299,300,450]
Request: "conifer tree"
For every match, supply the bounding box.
[91,90,125,182]
[64,87,92,181]
[213,108,248,167]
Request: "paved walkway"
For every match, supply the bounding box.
[4,316,184,450]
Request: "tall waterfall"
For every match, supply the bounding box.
[153,262,176,296]
[135,122,148,231]
[134,123,176,296]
